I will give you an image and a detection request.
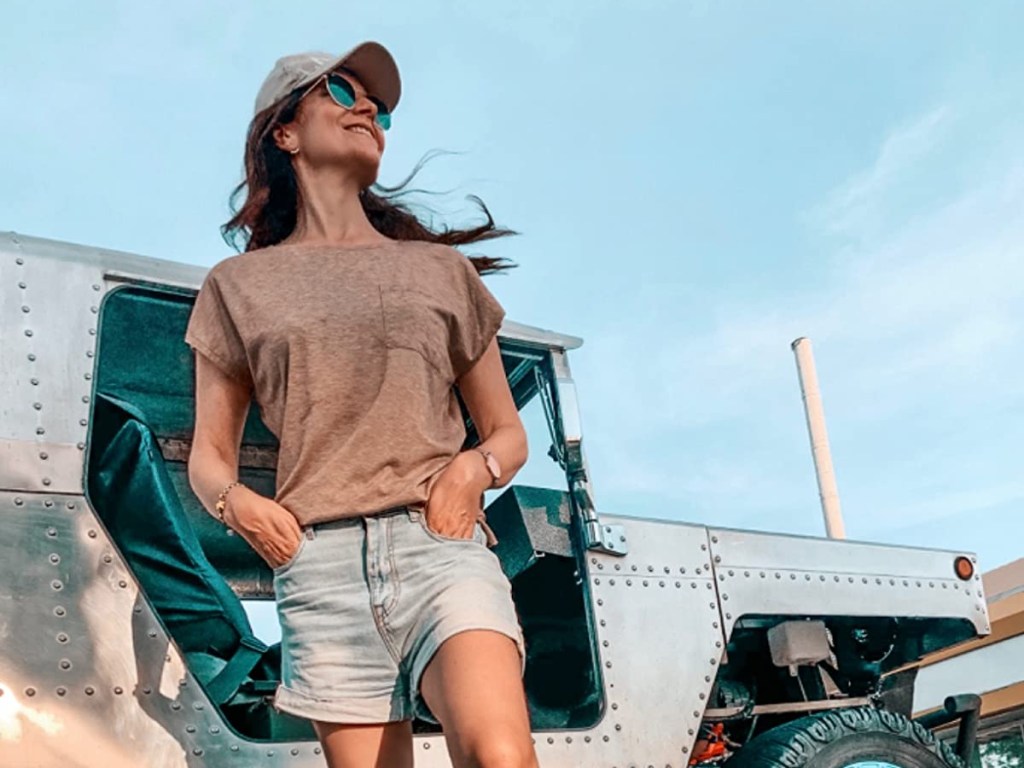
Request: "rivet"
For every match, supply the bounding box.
[56,632,69,643]
[615,724,622,731]
[53,606,65,617]
[597,563,604,570]
[88,328,96,336]
[605,661,612,668]
[599,619,606,626]
[79,418,88,426]
[192,749,203,757]
[664,566,670,574]
[171,702,181,710]
[93,284,101,291]
[113,686,123,695]
[626,579,632,586]
[230,745,240,752]
[42,477,51,486]
[25,329,33,337]
[84,686,94,695]
[193,702,204,710]
[14,498,24,506]
[603,640,609,647]
[547,737,555,744]
[715,556,722,563]
[659,580,665,587]
[701,544,707,551]
[51,580,63,591]
[186,725,196,733]
[805,574,811,581]
[49,554,60,564]
[84,372,92,381]
[291,748,299,755]
[643,580,649,587]
[725,613,732,620]
[56,687,66,696]
[631,565,638,572]
[25,688,36,696]
[87,530,96,538]
[611,702,618,710]
[15,257,24,265]
[647,565,654,573]
[67,502,75,510]
[18,281,26,288]
[775,573,781,579]
[594,578,601,585]
[675,581,681,588]
[44,499,53,508]
[59,659,71,670]
[609,578,616,586]
[33,402,43,410]
[118,580,128,588]
[82,395,90,403]
[614,564,621,571]
[87,350,94,357]
[103,554,112,563]
[596,599,603,606]
[142,687,151,695]
[30,377,39,385]
[584,736,592,743]
[148,630,157,639]
[691,583,697,589]
[679,567,686,574]
[603,735,610,742]
[90,306,98,313]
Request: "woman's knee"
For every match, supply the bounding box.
[460,733,537,768]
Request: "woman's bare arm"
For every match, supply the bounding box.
[187,351,302,567]
[423,337,528,538]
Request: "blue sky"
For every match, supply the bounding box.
[4,2,1022,638]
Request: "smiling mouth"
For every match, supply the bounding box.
[346,124,375,140]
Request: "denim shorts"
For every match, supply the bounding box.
[270,506,526,725]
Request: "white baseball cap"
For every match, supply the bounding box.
[253,41,401,116]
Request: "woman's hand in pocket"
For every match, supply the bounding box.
[223,487,304,568]
[424,451,492,539]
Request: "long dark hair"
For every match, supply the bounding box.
[222,85,516,275]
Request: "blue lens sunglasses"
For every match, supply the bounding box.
[298,71,392,131]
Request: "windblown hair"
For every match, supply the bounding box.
[222,86,516,275]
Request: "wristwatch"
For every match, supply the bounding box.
[474,448,501,488]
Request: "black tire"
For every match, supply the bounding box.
[724,707,965,768]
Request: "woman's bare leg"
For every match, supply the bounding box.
[313,720,414,768]
[420,629,538,768]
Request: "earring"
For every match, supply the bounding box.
[289,147,299,155]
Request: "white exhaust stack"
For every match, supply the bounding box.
[791,337,847,539]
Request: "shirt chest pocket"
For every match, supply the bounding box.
[380,286,455,382]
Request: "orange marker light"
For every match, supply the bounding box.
[954,556,974,581]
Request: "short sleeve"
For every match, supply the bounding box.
[450,255,506,380]
[184,267,254,389]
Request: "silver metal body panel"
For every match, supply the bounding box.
[706,527,990,639]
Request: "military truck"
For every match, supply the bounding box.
[1,232,990,767]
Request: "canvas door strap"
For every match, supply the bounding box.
[206,635,269,705]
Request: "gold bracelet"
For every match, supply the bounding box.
[214,481,245,523]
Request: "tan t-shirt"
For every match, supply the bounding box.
[184,239,506,527]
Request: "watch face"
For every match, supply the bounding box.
[484,452,501,479]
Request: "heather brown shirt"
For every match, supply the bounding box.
[184,240,506,527]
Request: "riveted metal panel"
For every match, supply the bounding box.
[411,514,724,767]
[706,527,990,639]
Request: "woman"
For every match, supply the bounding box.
[184,41,538,768]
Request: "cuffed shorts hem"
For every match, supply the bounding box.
[272,684,411,724]
[410,623,527,724]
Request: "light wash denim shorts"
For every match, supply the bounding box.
[270,505,526,725]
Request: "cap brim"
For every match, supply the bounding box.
[321,41,401,113]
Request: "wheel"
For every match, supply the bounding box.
[724,707,964,768]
